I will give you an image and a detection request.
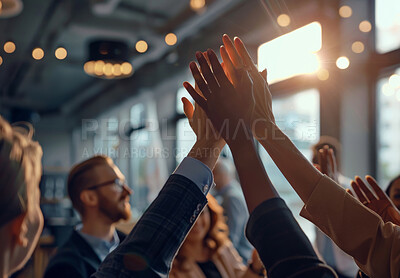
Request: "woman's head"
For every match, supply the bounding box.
[185,194,228,247]
[0,118,43,275]
[386,175,400,210]
[174,194,229,269]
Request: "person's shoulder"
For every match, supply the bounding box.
[44,247,85,278]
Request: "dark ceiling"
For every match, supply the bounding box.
[0,0,318,125]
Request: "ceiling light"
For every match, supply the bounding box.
[336,56,350,69]
[277,14,291,27]
[84,40,133,79]
[55,47,67,60]
[121,62,133,75]
[32,48,44,60]
[0,56,3,66]
[359,20,372,32]
[351,41,364,53]
[0,0,23,18]
[135,40,148,53]
[190,0,205,12]
[4,41,15,53]
[165,33,177,46]
[339,5,352,18]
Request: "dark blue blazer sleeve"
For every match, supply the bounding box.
[92,174,207,278]
[245,198,337,278]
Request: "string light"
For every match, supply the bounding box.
[165,33,177,46]
[359,20,372,32]
[135,40,148,53]
[351,41,365,53]
[277,14,291,27]
[336,56,350,69]
[4,41,16,53]
[121,62,133,75]
[32,48,44,60]
[190,0,205,11]
[55,47,67,60]
[339,6,352,18]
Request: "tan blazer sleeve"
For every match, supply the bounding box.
[300,175,400,278]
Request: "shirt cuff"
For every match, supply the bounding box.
[173,157,214,195]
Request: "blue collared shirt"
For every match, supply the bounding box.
[93,156,214,277]
[173,156,215,195]
[77,226,120,262]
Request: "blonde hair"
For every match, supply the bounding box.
[0,117,43,227]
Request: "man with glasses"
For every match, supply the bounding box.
[44,155,132,278]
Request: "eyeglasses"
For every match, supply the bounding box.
[86,178,131,193]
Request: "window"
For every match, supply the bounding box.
[258,88,320,241]
[93,116,119,157]
[129,103,168,215]
[375,0,400,53]
[377,67,400,186]
[258,22,322,84]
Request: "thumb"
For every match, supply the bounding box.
[260,68,267,80]
[181,97,194,120]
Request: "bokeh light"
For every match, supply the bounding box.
[277,14,291,27]
[339,5,352,18]
[336,56,350,69]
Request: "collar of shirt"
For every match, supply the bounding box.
[76,225,120,261]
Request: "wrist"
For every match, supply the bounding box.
[188,140,225,170]
[253,120,279,142]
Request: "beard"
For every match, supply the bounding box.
[97,193,132,223]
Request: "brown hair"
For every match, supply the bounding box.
[67,155,113,215]
[173,194,229,271]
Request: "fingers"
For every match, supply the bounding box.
[183,82,207,112]
[222,34,244,68]
[355,176,377,201]
[366,175,388,200]
[346,188,354,197]
[327,148,337,174]
[261,68,267,81]
[233,36,258,72]
[220,45,238,85]
[313,163,321,172]
[181,97,194,120]
[195,52,219,93]
[189,62,211,100]
[351,180,368,204]
[317,148,327,174]
[206,49,232,88]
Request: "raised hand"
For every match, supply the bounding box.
[315,145,339,183]
[183,49,255,144]
[351,176,400,225]
[181,96,224,146]
[221,35,275,139]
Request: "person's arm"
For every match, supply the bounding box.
[93,94,224,278]
[184,48,336,278]
[224,35,400,278]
